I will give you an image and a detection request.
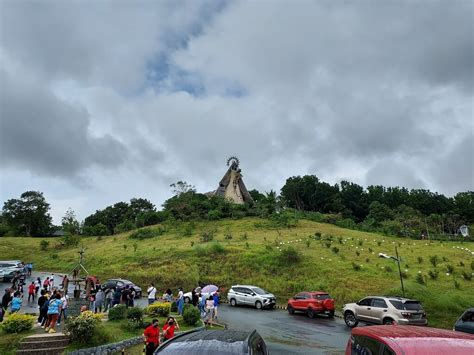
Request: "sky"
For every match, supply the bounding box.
[0,0,473,224]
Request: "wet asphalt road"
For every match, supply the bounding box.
[218,304,351,354]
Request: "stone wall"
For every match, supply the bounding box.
[68,336,143,355]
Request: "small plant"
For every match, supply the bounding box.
[123,244,127,251]
[108,304,128,320]
[241,233,248,240]
[279,247,302,264]
[40,240,49,251]
[368,248,373,253]
[385,266,393,272]
[358,240,363,246]
[126,307,144,325]
[377,241,382,246]
[51,253,58,260]
[429,255,439,268]
[365,257,370,263]
[461,271,472,281]
[446,264,454,274]
[417,256,423,264]
[428,270,439,280]
[190,241,194,247]
[459,261,464,267]
[306,240,311,248]
[442,256,449,262]
[183,304,201,326]
[246,242,250,248]
[338,236,343,244]
[129,227,165,240]
[401,271,408,279]
[200,229,215,243]
[224,232,233,240]
[324,241,331,248]
[314,232,321,240]
[146,302,171,317]
[351,262,361,271]
[416,273,426,285]
[170,301,178,313]
[133,242,138,252]
[454,280,461,290]
[331,246,339,254]
[356,251,360,257]
[66,311,103,344]
[0,313,35,333]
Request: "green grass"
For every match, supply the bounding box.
[1,217,473,329]
[0,329,35,355]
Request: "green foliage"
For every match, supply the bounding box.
[116,219,136,234]
[356,251,360,257]
[133,242,138,252]
[429,255,439,267]
[129,227,165,240]
[325,241,331,248]
[0,313,35,333]
[461,271,472,281]
[385,266,393,272]
[200,228,216,243]
[306,240,311,248]
[416,273,426,285]
[279,247,302,264]
[428,270,439,280]
[471,260,474,271]
[62,234,80,247]
[126,307,144,324]
[40,240,49,251]
[108,305,128,320]
[358,240,363,246]
[331,246,339,254]
[454,280,461,290]
[146,303,171,318]
[417,256,423,264]
[62,208,80,235]
[442,256,449,262]
[446,264,454,274]
[170,301,178,313]
[400,271,408,279]
[65,311,103,344]
[351,262,361,271]
[377,241,382,246]
[183,304,201,326]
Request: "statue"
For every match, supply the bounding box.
[212,157,253,204]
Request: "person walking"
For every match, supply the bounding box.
[162,317,179,341]
[34,277,41,295]
[45,294,62,333]
[147,283,157,305]
[104,287,114,311]
[43,277,50,292]
[163,289,173,302]
[37,290,47,325]
[177,287,184,316]
[205,295,215,327]
[26,263,33,276]
[10,291,22,313]
[112,287,121,307]
[49,274,55,290]
[129,287,136,308]
[143,319,160,355]
[212,291,219,319]
[2,288,12,314]
[89,292,96,312]
[40,293,50,328]
[28,281,36,302]
[57,292,68,326]
[95,288,104,313]
[191,289,198,307]
[61,275,69,293]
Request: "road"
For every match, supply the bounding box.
[218,303,351,354]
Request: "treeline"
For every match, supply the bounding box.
[1,176,472,239]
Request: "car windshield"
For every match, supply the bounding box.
[252,287,268,295]
[313,294,331,300]
[390,300,423,311]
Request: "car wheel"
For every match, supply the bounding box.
[287,305,295,315]
[328,310,335,318]
[184,297,190,304]
[307,308,315,319]
[255,301,263,310]
[344,311,359,328]
[230,298,237,307]
[383,318,394,325]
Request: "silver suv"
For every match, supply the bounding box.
[227,285,276,310]
[343,296,427,327]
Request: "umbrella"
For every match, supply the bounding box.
[201,284,218,294]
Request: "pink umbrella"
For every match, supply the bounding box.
[201,284,218,294]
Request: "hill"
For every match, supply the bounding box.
[1,217,473,329]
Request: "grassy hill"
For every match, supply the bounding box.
[1,217,473,329]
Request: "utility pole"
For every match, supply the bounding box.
[395,247,405,298]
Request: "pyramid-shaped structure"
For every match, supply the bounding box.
[213,157,253,204]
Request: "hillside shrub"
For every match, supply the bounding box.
[0,313,35,333]
[331,246,339,254]
[325,242,331,248]
[428,270,439,280]
[352,262,361,271]
[454,280,461,289]
[417,256,423,264]
[209,242,226,254]
[416,273,426,285]
[108,304,128,320]
[129,227,164,240]
[183,304,200,326]
[127,307,144,323]
[459,261,464,267]
[279,247,302,264]
[200,229,215,243]
[40,240,49,251]
[356,251,360,257]
[62,234,80,247]
[429,255,439,267]
[446,265,454,274]
[146,302,170,317]
[385,266,393,272]
[400,271,408,279]
[66,311,103,343]
[461,271,472,281]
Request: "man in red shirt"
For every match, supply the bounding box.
[163,317,180,341]
[143,319,160,355]
[28,282,36,302]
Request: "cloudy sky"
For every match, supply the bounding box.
[0,0,473,223]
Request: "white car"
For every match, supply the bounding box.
[227,285,276,310]
[0,260,24,282]
[184,289,210,303]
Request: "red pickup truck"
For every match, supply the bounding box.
[287,291,335,318]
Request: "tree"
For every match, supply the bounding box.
[170,181,196,196]
[2,191,52,236]
[62,208,80,235]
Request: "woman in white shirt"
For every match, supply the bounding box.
[205,295,215,327]
[147,283,157,305]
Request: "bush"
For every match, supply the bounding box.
[279,247,302,264]
[129,227,164,240]
[385,266,393,272]
[400,271,408,279]
[0,313,35,333]
[417,256,423,264]
[146,302,171,317]
[454,280,461,290]
[40,240,49,251]
[461,271,472,281]
[352,262,361,271]
[331,246,339,254]
[200,229,215,243]
[170,301,178,313]
[429,255,439,268]
[428,270,439,280]
[126,307,144,323]
[446,264,454,274]
[62,234,81,247]
[65,311,102,343]
[325,242,331,248]
[356,251,360,257]
[416,273,426,285]
[183,305,201,326]
[108,304,128,320]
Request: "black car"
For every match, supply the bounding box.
[102,278,142,298]
[454,308,474,334]
[155,329,268,354]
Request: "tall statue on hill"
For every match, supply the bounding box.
[212,157,253,204]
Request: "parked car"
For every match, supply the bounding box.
[227,285,276,310]
[156,328,268,354]
[343,296,427,327]
[454,308,474,334]
[102,279,142,298]
[287,291,335,318]
[345,325,474,355]
[0,260,24,282]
